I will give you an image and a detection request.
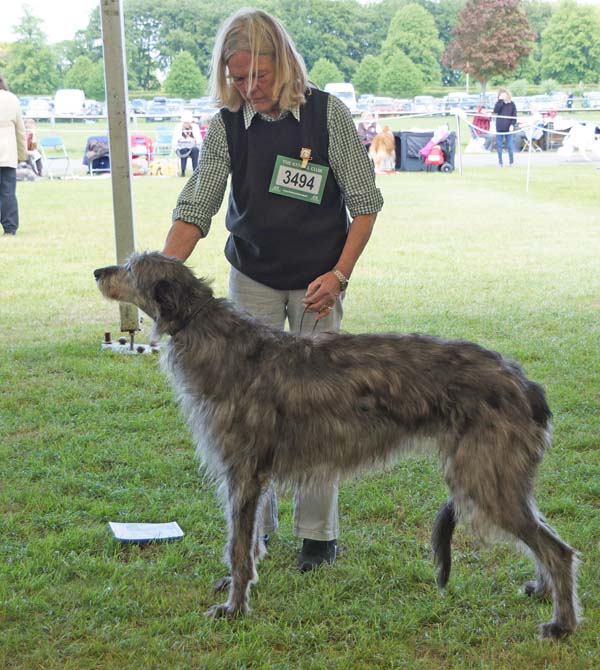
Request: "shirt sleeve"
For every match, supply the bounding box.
[171,112,230,236]
[326,95,384,218]
[16,110,28,163]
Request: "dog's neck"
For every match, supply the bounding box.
[168,297,213,337]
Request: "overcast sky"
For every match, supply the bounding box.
[2,0,600,44]
[1,0,98,44]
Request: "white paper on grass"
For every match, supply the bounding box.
[108,521,184,543]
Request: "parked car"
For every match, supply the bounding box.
[26,98,53,120]
[412,95,443,114]
[582,92,600,108]
[54,88,86,116]
[146,98,168,122]
[324,83,357,113]
[370,96,406,114]
[130,98,147,114]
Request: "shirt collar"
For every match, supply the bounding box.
[242,102,301,129]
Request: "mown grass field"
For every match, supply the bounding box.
[1,162,599,669]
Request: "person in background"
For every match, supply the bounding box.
[0,74,28,236]
[199,113,214,140]
[513,105,544,152]
[356,111,380,153]
[162,8,383,572]
[472,105,491,137]
[492,88,517,167]
[171,112,202,177]
[25,118,43,176]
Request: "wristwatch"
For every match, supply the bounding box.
[332,268,349,291]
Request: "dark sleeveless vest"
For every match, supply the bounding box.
[221,88,349,290]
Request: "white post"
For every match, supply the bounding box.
[100,0,139,333]
[455,114,463,176]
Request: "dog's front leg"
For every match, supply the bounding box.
[206,479,261,619]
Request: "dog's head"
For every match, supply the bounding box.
[94,252,214,335]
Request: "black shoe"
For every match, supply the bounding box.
[297,539,337,572]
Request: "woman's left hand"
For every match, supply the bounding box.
[303,271,341,320]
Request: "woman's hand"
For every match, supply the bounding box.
[303,271,342,320]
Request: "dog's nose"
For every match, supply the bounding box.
[94,268,103,280]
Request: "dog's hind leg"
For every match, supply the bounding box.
[432,499,457,592]
[481,497,580,639]
[514,510,580,639]
[206,476,263,618]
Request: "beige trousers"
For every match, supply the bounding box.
[228,266,341,541]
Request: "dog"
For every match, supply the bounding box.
[94,252,580,639]
[557,122,600,161]
[369,126,396,173]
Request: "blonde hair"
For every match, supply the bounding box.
[209,9,308,112]
[498,88,513,103]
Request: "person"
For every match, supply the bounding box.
[566,92,574,110]
[24,117,43,176]
[471,105,491,138]
[171,112,202,177]
[513,105,544,152]
[492,88,517,167]
[356,111,380,152]
[0,74,28,236]
[162,8,383,571]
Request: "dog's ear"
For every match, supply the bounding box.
[153,279,180,322]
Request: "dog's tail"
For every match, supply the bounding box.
[432,498,457,592]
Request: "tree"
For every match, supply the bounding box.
[163,51,207,98]
[352,55,382,96]
[64,56,96,92]
[379,50,424,98]
[381,4,443,85]
[309,58,344,88]
[540,1,600,84]
[5,9,59,94]
[443,0,535,95]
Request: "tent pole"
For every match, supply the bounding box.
[100,0,139,335]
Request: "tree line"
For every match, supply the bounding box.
[1,0,599,100]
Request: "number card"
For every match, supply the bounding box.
[269,155,329,204]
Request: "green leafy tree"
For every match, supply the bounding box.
[64,56,95,92]
[379,50,424,98]
[443,0,535,96]
[352,55,382,96]
[5,9,59,94]
[277,0,362,81]
[86,61,107,100]
[309,58,344,89]
[381,4,443,85]
[540,0,600,84]
[163,51,207,98]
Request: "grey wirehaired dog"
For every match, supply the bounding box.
[94,252,580,639]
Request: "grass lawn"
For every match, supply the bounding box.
[1,162,599,669]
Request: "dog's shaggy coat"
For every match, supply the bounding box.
[94,252,580,639]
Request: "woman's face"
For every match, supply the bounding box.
[227,51,278,116]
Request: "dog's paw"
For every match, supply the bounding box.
[213,575,232,592]
[539,621,573,640]
[204,602,247,619]
[524,579,551,600]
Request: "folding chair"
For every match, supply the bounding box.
[38,136,72,179]
[130,134,154,175]
[154,126,173,156]
[83,135,111,175]
[522,126,543,153]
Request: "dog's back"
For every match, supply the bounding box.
[369,126,396,172]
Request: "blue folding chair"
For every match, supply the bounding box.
[83,135,111,175]
[38,136,72,179]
